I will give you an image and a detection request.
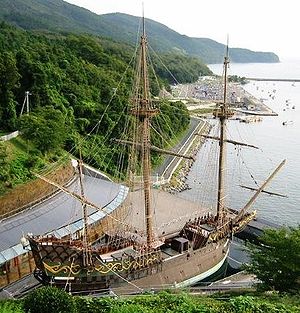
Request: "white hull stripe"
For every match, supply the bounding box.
[175,248,229,288]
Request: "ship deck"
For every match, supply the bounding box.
[0,173,211,265]
[123,189,211,239]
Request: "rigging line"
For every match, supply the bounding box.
[104,143,131,178]
[205,129,220,207]
[66,44,139,164]
[147,48,164,94]
[64,257,76,292]
[33,172,145,235]
[152,111,175,144]
[150,103,192,150]
[66,182,82,231]
[225,121,261,187]
[225,132,240,184]
[148,44,180,85]
[146,52,183,147]
[83,28,145,167]
[86,16,142,140]
[154,106,187,147]
[34,155,71,177]
[83,96,130,165]
[84,113,132,171]
[149,124,170,147]
[95,256,143,292]
[239,149,259,187]
[114,103,142,181]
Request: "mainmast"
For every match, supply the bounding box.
[213,42,233,227]
[77,157,92,267]
[130,14,158,247]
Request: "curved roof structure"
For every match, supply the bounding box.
[0,170,128,264]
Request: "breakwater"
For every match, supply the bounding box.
[247,77,300,82]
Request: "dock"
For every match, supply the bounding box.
[246,77,300,82]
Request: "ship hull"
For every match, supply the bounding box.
[31,238,229,294]
[112,239,229,294]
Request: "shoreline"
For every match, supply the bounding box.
[171,77,278,118]
[154,118,211,194]
[161,78,279,193]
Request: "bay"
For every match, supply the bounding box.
[180,61,300,227]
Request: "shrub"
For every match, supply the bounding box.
[0,300,23,313]
[74,296,114,313]
[23,286,75,313]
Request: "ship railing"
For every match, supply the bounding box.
[130,175,168,186]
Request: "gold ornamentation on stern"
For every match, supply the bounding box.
[42,253,160,276]
[43,262,81,275]
[94,254,160,274]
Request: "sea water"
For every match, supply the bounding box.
[181,60,300,227]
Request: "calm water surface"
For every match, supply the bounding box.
[180,61,300,226]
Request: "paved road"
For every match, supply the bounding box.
[154,117,207,180]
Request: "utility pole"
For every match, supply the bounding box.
[20,91,31,116]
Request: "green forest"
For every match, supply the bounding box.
[0,22,212,195]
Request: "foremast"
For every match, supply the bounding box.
[213,44,234,227]
[212,44,285,232]
[130,16,158,247]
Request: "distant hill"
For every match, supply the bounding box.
[0,0,279,64]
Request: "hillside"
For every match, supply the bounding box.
[0,23,197,196]
[0,0,279,63]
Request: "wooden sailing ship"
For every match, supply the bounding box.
[27,18,284,294]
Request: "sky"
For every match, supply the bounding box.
[65,0,300,60]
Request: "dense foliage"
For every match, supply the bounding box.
[0,143,10,194]
[0,0,280,63]
[20,105,69,154]
[0,300,23,313]
[228,75,247,85]
[245,226,300,293]
[0,23,194,193]
[0,137,56,197]
[154,54,212,84]
[1,288,299,313]
[0,51,20,130]
[23,286,75,313]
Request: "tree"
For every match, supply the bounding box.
[245,226,300,293]
[0,143,11,194]
[0,52,20,130]
[20,105,69,154]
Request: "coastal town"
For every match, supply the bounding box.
[170,76,277,117]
